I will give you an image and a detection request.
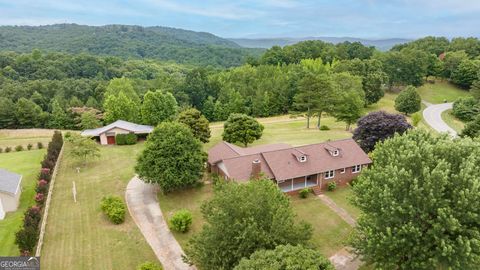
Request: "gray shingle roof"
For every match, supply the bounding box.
[0,169,22,195]
[81,120,154,136]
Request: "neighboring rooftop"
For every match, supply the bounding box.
[0,168,22,195]
[81,120,154,136]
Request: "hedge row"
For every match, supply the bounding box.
[115,133,137,145]
[0,142,44,154]
[15,131,63,256]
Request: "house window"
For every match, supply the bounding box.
[324,170,335,179]
[299,155,307,162]
[352,165,362,173]
[332,150,339,156]
[340,168,346,174]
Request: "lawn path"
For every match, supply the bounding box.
[422,102,457,137]
[317,194,361,270]
[125,176,196,270]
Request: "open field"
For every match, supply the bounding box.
[0,129,54,150]
[417,81,470,104]
[41,143,157,270]
[324,186,361,219]
[442,109,465,133]
[0,149,45,255]
[158,185,352,257]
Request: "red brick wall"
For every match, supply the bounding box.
[319,165,364,190]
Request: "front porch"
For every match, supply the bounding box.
[277,174,320,192]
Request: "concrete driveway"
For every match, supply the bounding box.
[422,102,457,137]
[126,176,196,270]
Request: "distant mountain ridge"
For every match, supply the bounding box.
[229,37,412,51]
[0,24,261,67]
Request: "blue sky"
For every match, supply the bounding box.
[0,0,479,38]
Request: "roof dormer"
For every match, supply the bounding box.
[324,144,341,157]
[291,149,308,163]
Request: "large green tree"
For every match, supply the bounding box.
[49,99,71,129]
[222,113,264,147]
[0,97,16,128]
[234,244,334,270]
[135,122,205,193]
[177,108,211,143]
[103,92,140,123]
[395,86,421,115]
[186,180,313,270]
[79,111,101,129]
[141,90,178,126]
[451,59,480,88]
[66,133,100,165]
[15,98,43,128]
[351,130,480,269]
[460,114,480,138]
[104,77,140,103]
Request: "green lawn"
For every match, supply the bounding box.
[442,109,465,133]
[417,81,470,104]
[41,143,157,270]
[0,149,45,256]
[324,187,361,219]
[158,184,351,258]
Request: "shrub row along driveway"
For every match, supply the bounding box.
[126,176,196,270]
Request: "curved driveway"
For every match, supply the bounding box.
[126,176,196,270]
[422,102,457,137]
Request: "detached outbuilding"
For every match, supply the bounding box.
[81,120,154,145]
[0,168,22,220]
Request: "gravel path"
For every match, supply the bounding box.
[125,176,196,270]
[422,102,457,137]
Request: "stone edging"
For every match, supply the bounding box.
[35,142,65,256]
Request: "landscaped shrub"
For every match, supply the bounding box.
[411,112,422,127]
[36,180,49,194]
[319,125,330,130]
[299,188,311,198]
[35,193,45,205]
[37,142,44,149]
[100,196,126,224]
[15,226,39,255]
[137,261,162,270]
[327,182,337,191]
[169,209,193,233]
[452,97,479,121]
[39,168,52,182]
[27,143,33,150]
[23,206,42,229]
[5,147,11,153]
[15,145,24,152]
[116,133,137,145]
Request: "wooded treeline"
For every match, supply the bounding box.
[0,36,479,130]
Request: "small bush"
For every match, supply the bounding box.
[39,168,52,182]
[0,148,3,153]
[15,145,24,152]
[327,182,337,191]
[27,143,33,150]
[64,132,72,139]
[116,133,137,145]
[137,261,162,270]
[35,193,45,205]
[299,188,311,198]
[23,206,42,229]
[452,97,479,122]
[15,226,39,254]
[36,179,49,194]
[319,125,330,130]
[37,142,44,149]
[411,112,422,127]
[349,178,359,187]
[169,209,193,233]
[5,147,12,153]
[100,196,126,224]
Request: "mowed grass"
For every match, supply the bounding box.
[324,186,361,219]
[0,129,54,150]
[158,184,351,257]
[41,143,157,270]
[0,149,45,255]
[417,81,470,104]
[442,109,465,133]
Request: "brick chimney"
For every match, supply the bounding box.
[251,159,261,179]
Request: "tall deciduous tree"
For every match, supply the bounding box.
[470,79,480,101]
[15,98,43,128]
[0,97,16,128]
[186,180,313,270]
[66,133,100,165]
[79,111,101,130]
[222,113,264,147]
[135,122,205,193]
[104,77,140,103]
[395,86,421,115]
[353,111,412,152]
[103,92,139,123]
[141,90,178,126]
[351,130,480,269]
[177,108,211,143]
[49,99,71,129]
[460,114,480,138]
[234,244,334,270]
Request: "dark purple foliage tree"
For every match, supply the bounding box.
[353,111,412,152]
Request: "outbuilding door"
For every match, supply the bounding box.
[107,136,116,145]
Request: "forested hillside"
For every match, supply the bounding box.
[1,35,479,133]
[0,24,262,67]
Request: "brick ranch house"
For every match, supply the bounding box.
[208,138,372,194]
[81,120,153,145]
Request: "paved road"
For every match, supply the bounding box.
[125,177,196,270]
[422,102,457,137]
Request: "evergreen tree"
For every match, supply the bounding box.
[49,99,71,129]
[395,86,421,115]
[0,97,16,128]
[178,108,211,143]
[201,96,215,121]
[69,96,84,107]
[15,98,43,128]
